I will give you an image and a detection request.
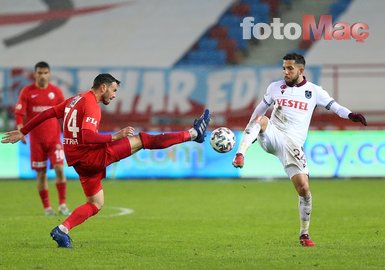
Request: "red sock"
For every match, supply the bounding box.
[62,203,99,230]
[139,131,191,149]
[56,182,67,205]
[39,189,50,208]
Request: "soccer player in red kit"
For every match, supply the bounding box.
[14,61,71,216]
[2,73,211,248]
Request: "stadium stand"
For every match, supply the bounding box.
[175,0,280,66]
[176,0,369,67]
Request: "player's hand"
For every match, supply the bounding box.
[112,126,135,141]
[348,113,367,126]
[20,135,27,144]
[16,126,27,144]
[1,130,25,144]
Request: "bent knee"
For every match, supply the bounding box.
[255,116,269,130]
[96,203,104,210]
[299,189,309,197]
[87,195,104,210]
[296,183,310,196]
[292,175,310,196]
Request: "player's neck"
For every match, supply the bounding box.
[297,76,304,84]
[35,82,48,89]
[91,89,102,102]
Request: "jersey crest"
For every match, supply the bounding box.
[305,90,312,99]
[69,95,82,108]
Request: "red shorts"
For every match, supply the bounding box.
[30,140,64,170]
[73,139,132,197]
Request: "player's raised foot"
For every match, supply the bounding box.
[44,207,56,217]
[193,109,211,143]
[50,226,72,248]
[299,234,315,247]
[58,205,71,216]
[232,153,244,168]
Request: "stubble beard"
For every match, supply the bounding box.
[285,74,300,86]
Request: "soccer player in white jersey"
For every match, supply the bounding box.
[232,53,367,247]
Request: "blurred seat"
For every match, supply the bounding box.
[249,3,270,23]
[329,0,352,20]
[262,0,279,16]
[197,37,218,50]
[217,39,238,63]
[227,27,248,50]
[241,0,263,5]
[209,26,228,39]
[218,14,244,28]
[230,3,251,16]
[186,49,227,65]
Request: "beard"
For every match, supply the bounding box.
[102,98,110,105]
[37,78,48,88]
[285,74,300,86]
[101,94,110,105]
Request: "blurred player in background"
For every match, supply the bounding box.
[14,61,71,216]
[2,73,211,248]
[232,53,367,247]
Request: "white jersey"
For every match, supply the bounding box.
[263,79,334,146]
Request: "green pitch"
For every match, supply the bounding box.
[0,179,384,270]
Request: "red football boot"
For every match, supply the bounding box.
[299,234,315,247]
[232,153,244,168]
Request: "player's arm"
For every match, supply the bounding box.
[2,108,58,144]
[327,101,367,126]
[82,127,135,144]
[238,86,272,145]
[14,89,26,126]
[56,87,65,104]
[319,88,367,126]
[249,99,270,123]
[20,99,69,134]
[246,83,273,126]
[80,96,136,144]
[2,99,68,144]
[14,89,28,143]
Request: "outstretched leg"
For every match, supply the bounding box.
[130,109,211,154]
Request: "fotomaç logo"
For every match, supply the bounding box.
[241,15,369,42]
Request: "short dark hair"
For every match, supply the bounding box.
[92,73,121,89]
[283,53,306,66]
[34,61,50,71]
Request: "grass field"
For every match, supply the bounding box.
[0,179,384,270]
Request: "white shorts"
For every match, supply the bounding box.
[257,120,309,179]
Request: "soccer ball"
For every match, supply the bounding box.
[210,127,236,153]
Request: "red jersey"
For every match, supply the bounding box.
[54,91,103,166]
[15,83,64,143]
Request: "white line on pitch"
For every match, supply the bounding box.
[103,206,134,217]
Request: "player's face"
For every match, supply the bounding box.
[282,60,304,85]
[101,82,118,105]
[34,67,50,88]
